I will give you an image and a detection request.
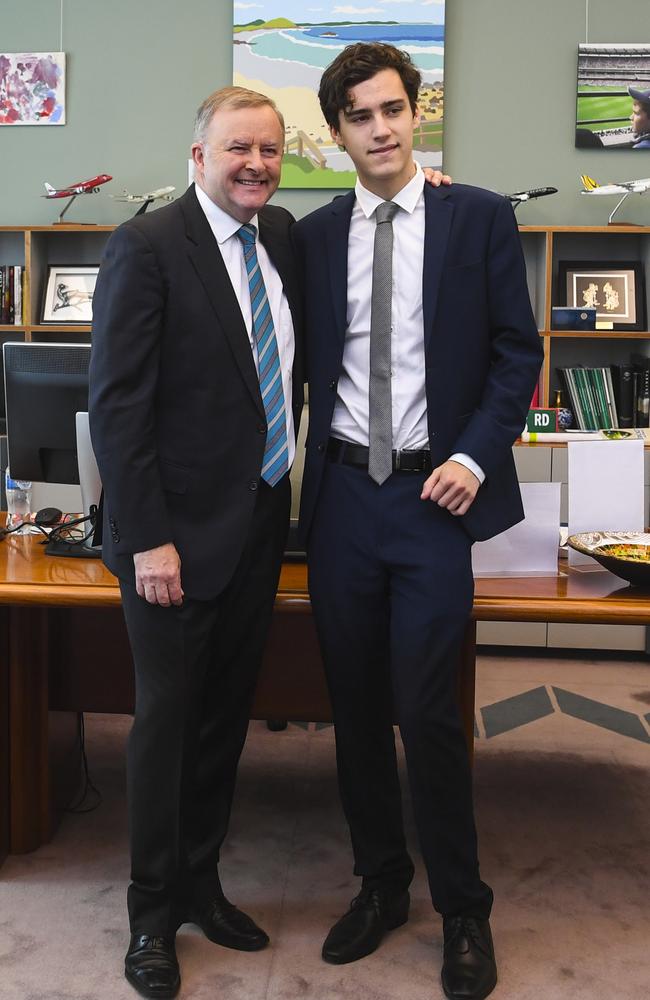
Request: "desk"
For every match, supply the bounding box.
[1,535,649,866]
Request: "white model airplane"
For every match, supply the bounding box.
[504,186,558,209]
[111,186,175,215]
[580,174,650,224]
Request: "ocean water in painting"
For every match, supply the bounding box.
[249,24,444,82]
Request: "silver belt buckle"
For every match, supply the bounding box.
[394,449,402,471]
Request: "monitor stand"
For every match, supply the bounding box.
[45,537,100,558]
[44,413,103,559]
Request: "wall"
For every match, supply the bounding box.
[0,0,648,226]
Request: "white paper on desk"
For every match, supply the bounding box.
[472,482,561,576]
[568,440,645,566]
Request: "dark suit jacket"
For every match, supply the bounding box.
[89,185,303,600]
[293,182,542,543]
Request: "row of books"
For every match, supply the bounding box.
[557,363,649,430]
[0,265,24,325]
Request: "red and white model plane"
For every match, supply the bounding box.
[42,174,112,223]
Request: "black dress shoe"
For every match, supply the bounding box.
[187,893,269,951]
[322,886,410,965]
[124,934,180,999]
[441,916,497,1000]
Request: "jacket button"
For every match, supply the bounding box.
[257,424,266,435]
[317,443,325,453]
[249,480,258,492]
[329,379,336,391]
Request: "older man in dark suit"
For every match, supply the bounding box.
[293,43,543,1000]
[89,86,303,999]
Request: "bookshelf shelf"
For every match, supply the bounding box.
[544,330,650,339]
[520,224,650,425]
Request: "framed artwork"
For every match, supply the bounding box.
[0,52,66,125]
[233,2,445,189]
[42,266,99,324]
[575,43,650,150]
[558,260,647,331]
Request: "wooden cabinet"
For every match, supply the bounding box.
[0,224,113,345]
[519,224,650,410]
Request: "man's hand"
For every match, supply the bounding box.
[421,460,480,516]
[422,167,452,188]
[134,543,184,606]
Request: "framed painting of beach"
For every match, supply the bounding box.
[233,2,445,189]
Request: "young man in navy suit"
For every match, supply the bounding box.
[293,44,543,1000]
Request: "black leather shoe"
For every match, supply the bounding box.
[124,934,180,999]
[322,887,410,964]
[187,893,269,951]
[441,916,497,1000]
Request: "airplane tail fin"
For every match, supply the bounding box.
[581,174,599,191]
[44,182,56,195]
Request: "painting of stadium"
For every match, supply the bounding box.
[233,1,445,188]
[575,44,650,150]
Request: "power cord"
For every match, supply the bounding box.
[66,712,102,814]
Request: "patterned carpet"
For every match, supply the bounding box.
[0,650,648,1000]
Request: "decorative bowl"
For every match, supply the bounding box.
[567,531,650,586]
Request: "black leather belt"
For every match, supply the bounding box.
[327,437,432,473]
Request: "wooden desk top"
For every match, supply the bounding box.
[0,535,648,625]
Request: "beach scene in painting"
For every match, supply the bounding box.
[233,1,445,188]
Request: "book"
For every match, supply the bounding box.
[611,364,635,428]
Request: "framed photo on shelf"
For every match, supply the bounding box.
[41,266,99,324]
[557,260,646,331]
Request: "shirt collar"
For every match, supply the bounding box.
[194,182,258,243]
[354,161,424,219]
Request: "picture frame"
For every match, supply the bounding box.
[557,260,647,331]
[41,266,99,324]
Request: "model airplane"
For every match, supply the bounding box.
[580,174,650,225]
[42,174,112,223]
[111,186,175,215]
[504,186,558,209]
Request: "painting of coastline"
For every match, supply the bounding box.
[233,2,445,188]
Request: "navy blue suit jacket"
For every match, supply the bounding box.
[293,182,543,543]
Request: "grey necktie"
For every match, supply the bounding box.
[368,200,399,485]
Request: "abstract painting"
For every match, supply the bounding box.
[233,2,445,188]
[0,52,66,125]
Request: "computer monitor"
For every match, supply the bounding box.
[3,342,101,555]
[3,342,90,484]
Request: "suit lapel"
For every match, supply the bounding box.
[422,184,453,351]
[326,192,355,347]
[181,187,264,418]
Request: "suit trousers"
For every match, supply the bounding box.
[307,460,493,918]
[119,475,290,934]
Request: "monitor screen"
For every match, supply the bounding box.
[3,342,91,484]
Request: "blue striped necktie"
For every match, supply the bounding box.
[236,223,289,487]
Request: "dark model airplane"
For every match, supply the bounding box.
[504,186,558,209]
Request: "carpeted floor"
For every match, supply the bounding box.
[0,651,649,1000]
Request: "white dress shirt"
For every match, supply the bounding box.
[330,163,484,484]
[194,183,295,465]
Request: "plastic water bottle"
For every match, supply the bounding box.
[5,468,32,530]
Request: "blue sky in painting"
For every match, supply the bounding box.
[233,1,445,25]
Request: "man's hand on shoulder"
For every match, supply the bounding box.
[421,460,479,516]
[422,168,452,188]
[134,543,184,607]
